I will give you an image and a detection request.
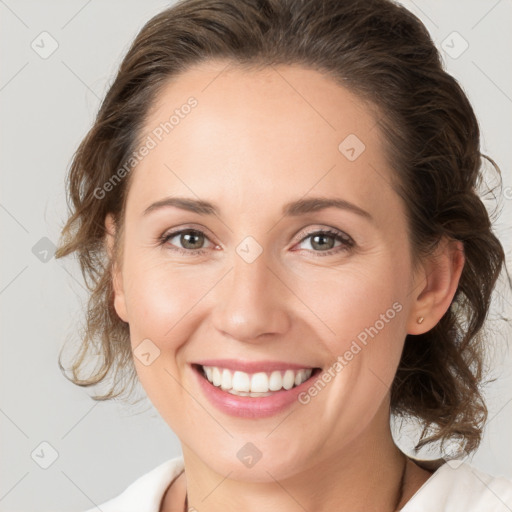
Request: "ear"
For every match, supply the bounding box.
[407,238,464,335]
[105,213,128,323]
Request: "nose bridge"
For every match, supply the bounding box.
[211,245,291,342]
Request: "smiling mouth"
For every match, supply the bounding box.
[192,364,322,397]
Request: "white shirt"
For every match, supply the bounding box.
[82,455,512,512]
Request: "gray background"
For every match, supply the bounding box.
[1,1,511,511]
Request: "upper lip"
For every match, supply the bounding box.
[192,359,320,373]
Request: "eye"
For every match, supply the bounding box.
[157,226,355,257]
[158,228,215,256]
[294,228,354,256]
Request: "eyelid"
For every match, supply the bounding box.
[293,225,354,245]
[159,223,355,255]
[161,223,218,243]
[156,224,220,254]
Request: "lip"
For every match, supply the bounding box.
[191,363,322,419]
[192,358,318,373]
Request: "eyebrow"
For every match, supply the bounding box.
[142,196,373,222]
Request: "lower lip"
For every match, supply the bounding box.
[192,365,322,419]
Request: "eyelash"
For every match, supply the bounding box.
[157,226,355,257]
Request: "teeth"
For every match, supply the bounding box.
[283,369,295,390]
[269,370,283,391]
[251,372,269,392]
[220,369,232,390]
[212,367,222,386]
[201,366,314,394]
[232,371,250,392]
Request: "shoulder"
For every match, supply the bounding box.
[80,455,185,512]
[401,459,512,512]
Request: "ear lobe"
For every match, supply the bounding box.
[105,213,128,323]
[407,238,465,335]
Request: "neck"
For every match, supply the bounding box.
[179,404,408,512]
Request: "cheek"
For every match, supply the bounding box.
[302,261,405,331]
[123,255,208,338]
[292,264,408,435]
[296,259,408,381]
[121,257,221,403]
[121,259,205,418]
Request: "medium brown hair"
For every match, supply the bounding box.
[55,0,508,455]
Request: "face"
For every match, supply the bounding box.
[108,60,425,481]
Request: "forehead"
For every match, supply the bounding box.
[127,60,400,224]
[144,60,380,151]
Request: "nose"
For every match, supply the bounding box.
[211,249,292,343]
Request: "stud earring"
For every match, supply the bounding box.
[417,316,424,324]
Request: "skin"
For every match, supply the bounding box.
[105,60,464,512]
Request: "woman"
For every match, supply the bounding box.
[55,0,512,510]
